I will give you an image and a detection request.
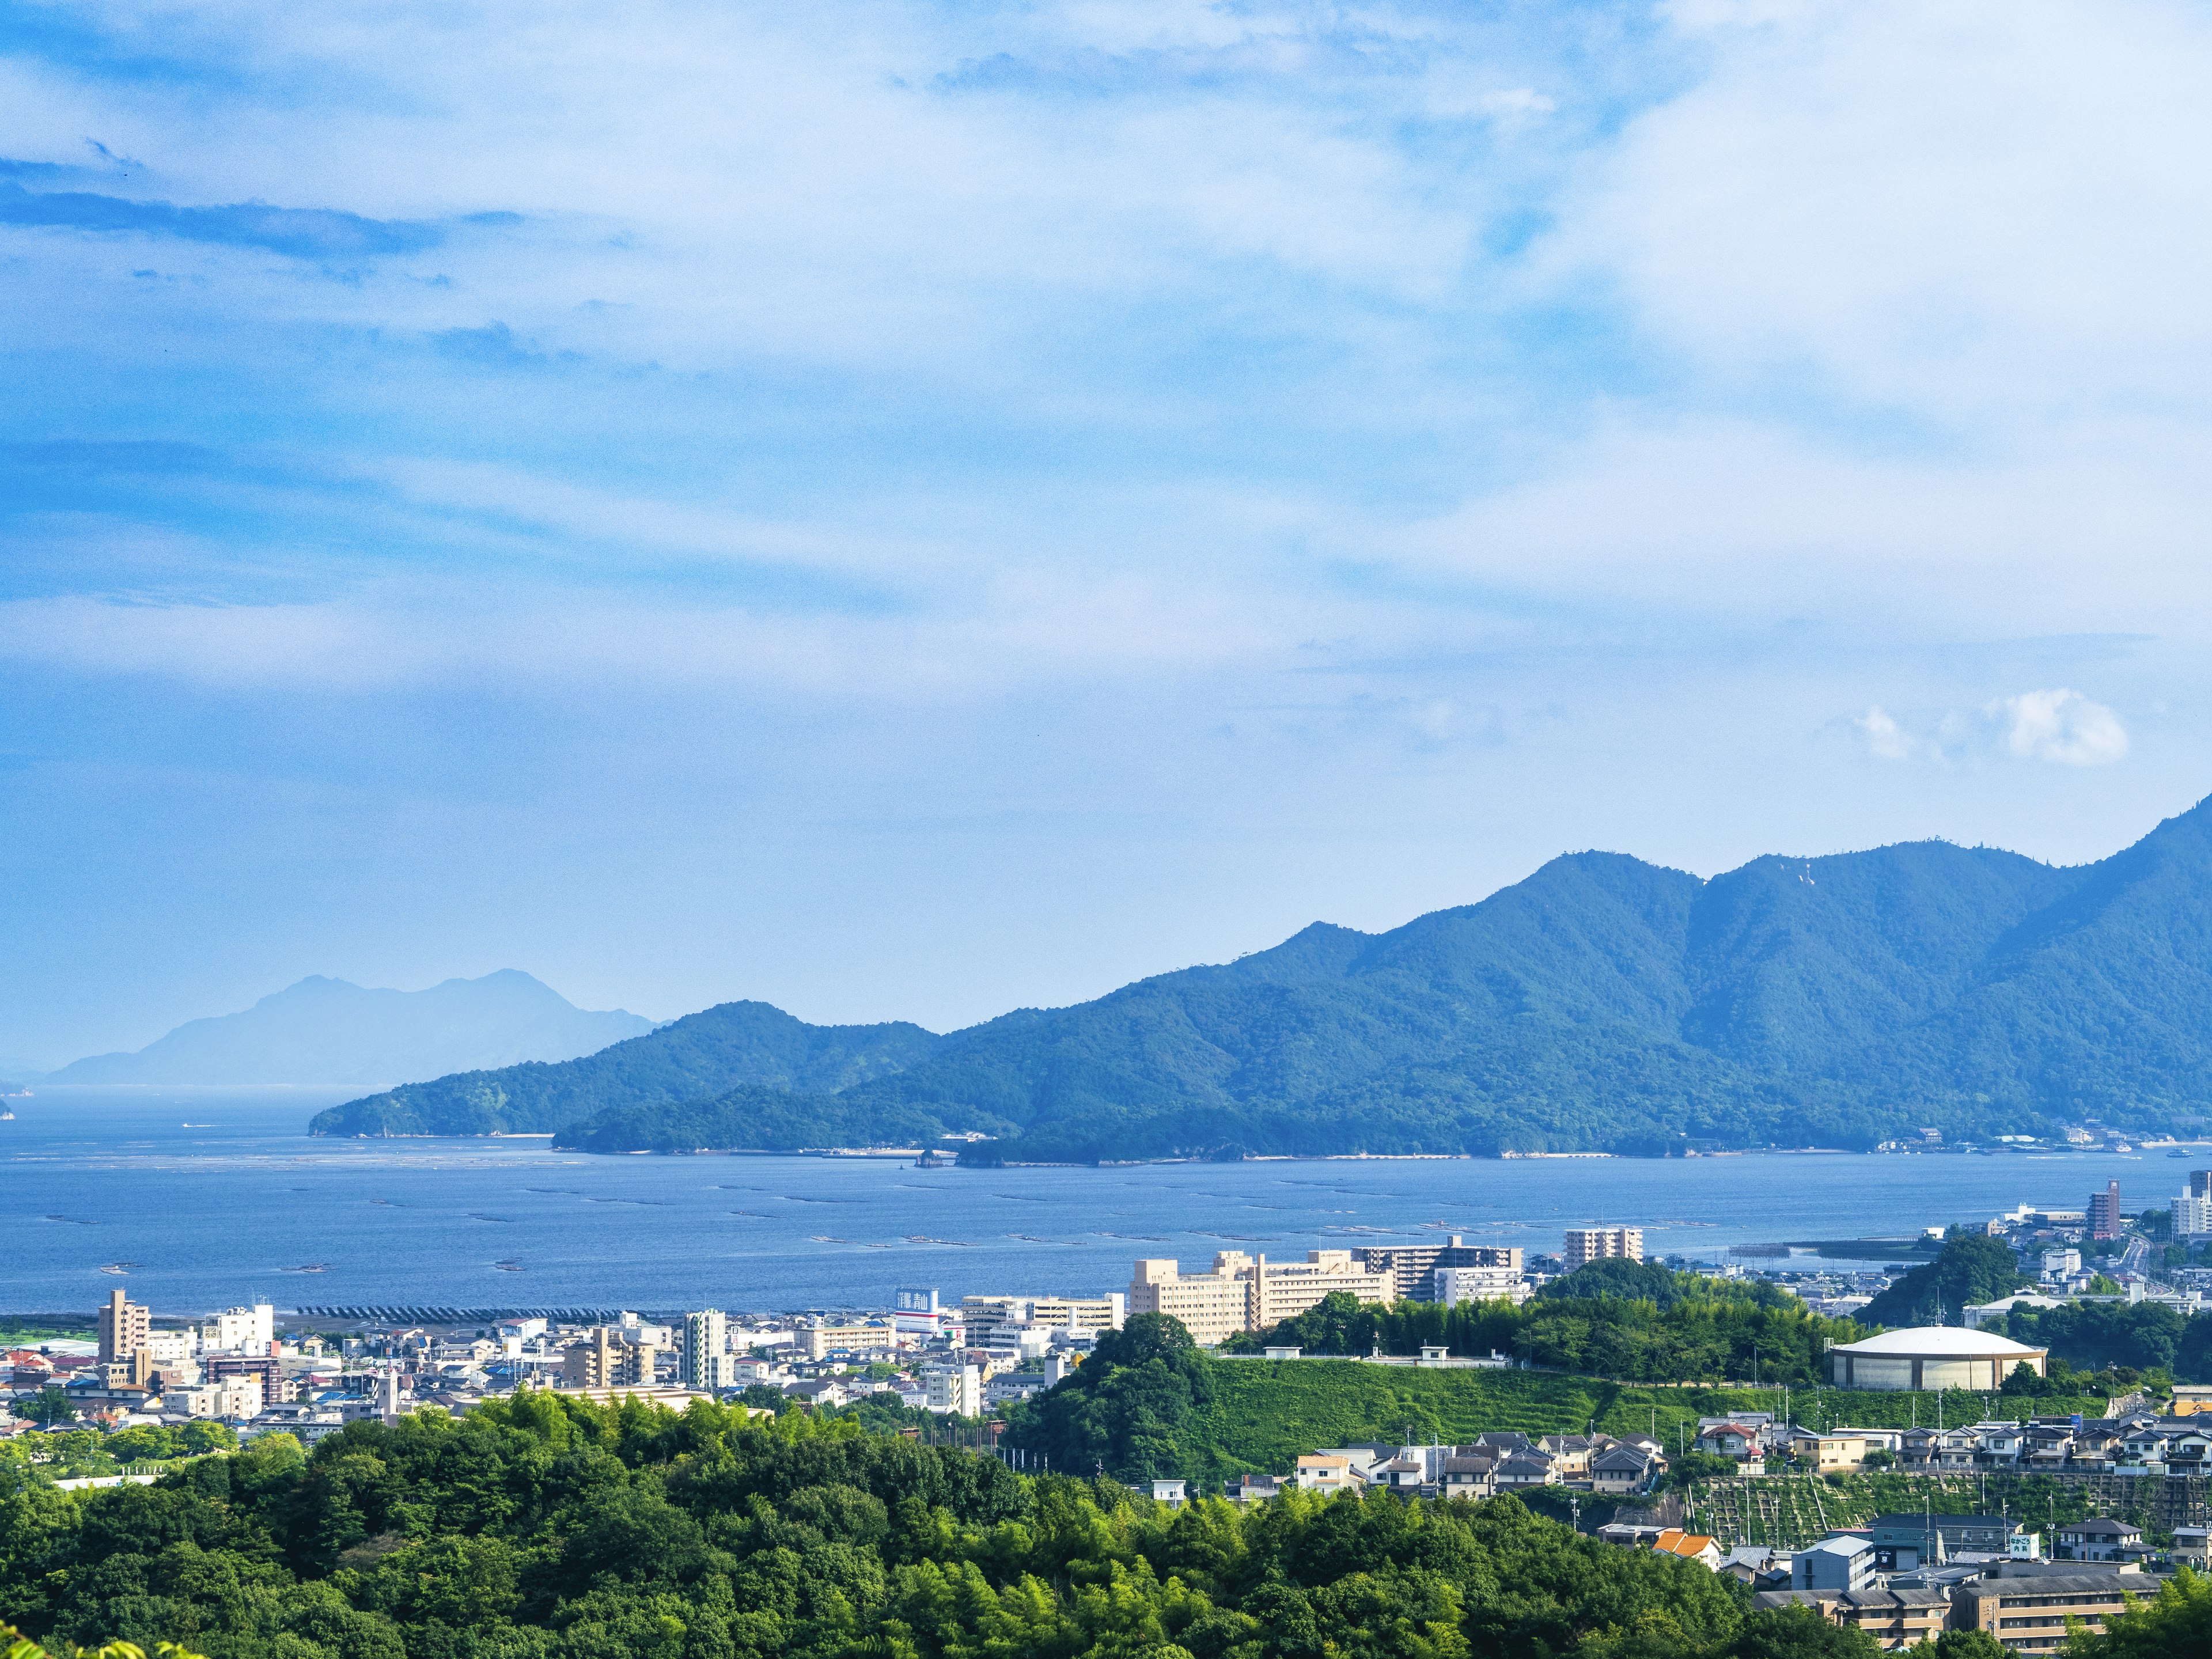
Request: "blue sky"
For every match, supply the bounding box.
[7,0,2212,1067]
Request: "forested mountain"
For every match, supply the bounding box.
[312,1000,938,1135]
[318,796,2212,1157]
[53,971,653,1086]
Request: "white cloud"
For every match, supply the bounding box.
[1991,688,2129,766]
[1856,705,1926,761]
[1558,0,2212,423]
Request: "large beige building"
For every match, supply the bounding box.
[1563,1228,1644,1271]
[1128,1250,1393,1345]
[562,1326,661,1388]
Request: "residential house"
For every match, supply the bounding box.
[1228,1474,1282,1505]
[1537,1434,1598,1478]
[1650,1529,1722,1571]
[1440,1455,1495,1500]
[1590,1445,1661,1495]
[2166,1427,2212,1474]
[2056,1519,2143,1563]
[1794,1537,1878,1593]
[1785,1429,1874,1472]
[1865,1514,2024,1571]
[1295,1455,1354,1495]
[1150,1480,1187,1508]
[1494,1451,1559,1488]
[784,1377,849,1410]
[2169,1527,2209,1570]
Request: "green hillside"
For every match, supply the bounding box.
[1005,1344,2124,1487]
[317,796,2212,1154]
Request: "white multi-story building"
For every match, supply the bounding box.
[682,1309,740,1392]
[1434,1265,1532,1305]
[2041,1247,2083,1280]
[2174,1193,2212,1240]
[173,1374,264,1419]
[1562,1229,1643,1272]
[202,1304,275,1354]
[924,1364,982,1417]
[960,1293,1126,1344]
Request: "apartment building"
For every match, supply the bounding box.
[1129,1251,1393,1344]
[1752,1589,1951,1651]
[924,1364,982,1416]
[1354,1238,1525,1301]
[1954,1575,2141,1651]
[1249,1251,1396,1328]
[96,1289,150,1366]
[202,1304,275,1354]
[798,1320,894,1359]
[681,1309,738,1392]
[562,1326,658,1389]
[960,1292,1126,1345]
[1563,1229,1643,1271]
[2088,1181,2122,1241]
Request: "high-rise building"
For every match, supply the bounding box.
[2191,1171,2212,1200]
[97,1289,150,1365]
[2089,1180,2122,1241]
[1563,1228,1644,1271]
[2175,1193,2212,1240]
[1355,1238,1524,1301]
[681,1309,737,1392]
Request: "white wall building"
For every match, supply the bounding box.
[1434,1265,1532,1305]
[682,1309,740,1392]
[925,1365,982,1416]
[202,1304,275,1354]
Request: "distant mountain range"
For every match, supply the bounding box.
[312,796,2212,1158]
[52,971,654,1086]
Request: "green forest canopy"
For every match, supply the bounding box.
[3,1391,1919,1659]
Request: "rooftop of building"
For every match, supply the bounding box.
[1830,1326,2043,1356]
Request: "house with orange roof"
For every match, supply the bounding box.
[1650,1529,1722,1570]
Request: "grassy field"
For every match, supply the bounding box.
[0,1323,93,1347]
[1187,1358,2131,1483]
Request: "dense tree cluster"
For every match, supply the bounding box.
[1855,1236,2027,1330]
[1218,1271,1861,1389]
[0,1390,1904,1659]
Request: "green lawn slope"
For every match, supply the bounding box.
[1173,1359,2127,1486]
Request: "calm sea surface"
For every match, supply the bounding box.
[1,1086,2187,1317]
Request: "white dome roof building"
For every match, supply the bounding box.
[1828,1326,2047,1391]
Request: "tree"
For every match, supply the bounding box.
[13,1388,74,1427]
[1858,1234,2028,1328]
[2061,1566,2211,1658]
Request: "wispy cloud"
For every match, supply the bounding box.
[1855,689,2129,767]
[1991,688,2129,766]
[0,177,505,263]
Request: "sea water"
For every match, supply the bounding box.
[0,1085,2179,1317]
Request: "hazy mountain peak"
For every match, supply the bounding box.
[50,971,654,1086]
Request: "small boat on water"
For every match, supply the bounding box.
[0,1108,14,1120]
